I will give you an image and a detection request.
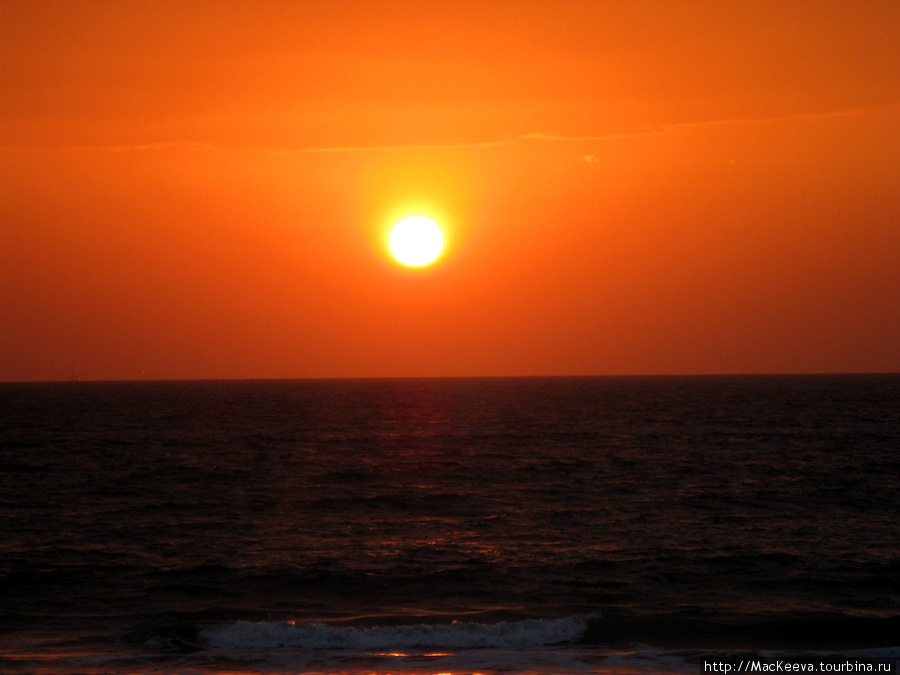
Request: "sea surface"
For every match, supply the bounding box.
[1,375,898,674]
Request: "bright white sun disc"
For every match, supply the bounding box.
[389,216,444,266]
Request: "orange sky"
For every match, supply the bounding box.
[3,0,900,380]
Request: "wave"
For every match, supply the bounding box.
[131,611,900,660]
[198,615,592,651]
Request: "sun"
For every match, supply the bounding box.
[388,216,444,266]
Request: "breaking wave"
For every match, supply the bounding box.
[199,615,592,651]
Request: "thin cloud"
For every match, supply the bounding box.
[4,102,896,155]
[519,103,895,145]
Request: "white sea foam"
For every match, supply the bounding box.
[199,615,592,651]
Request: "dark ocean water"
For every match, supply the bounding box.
[1,375,898,674]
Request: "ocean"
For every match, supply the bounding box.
[1,375,898,674]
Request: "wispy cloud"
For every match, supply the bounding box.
[5,102,897,155]
[518,103,894,144]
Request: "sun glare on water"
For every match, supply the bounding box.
[389,216,444,266]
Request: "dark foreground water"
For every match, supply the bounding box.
[1,375,898,674]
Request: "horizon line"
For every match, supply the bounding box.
[3,371,898,385]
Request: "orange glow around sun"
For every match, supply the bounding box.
[2,1,900,380]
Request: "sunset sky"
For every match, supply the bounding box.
[3,0,899,381]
